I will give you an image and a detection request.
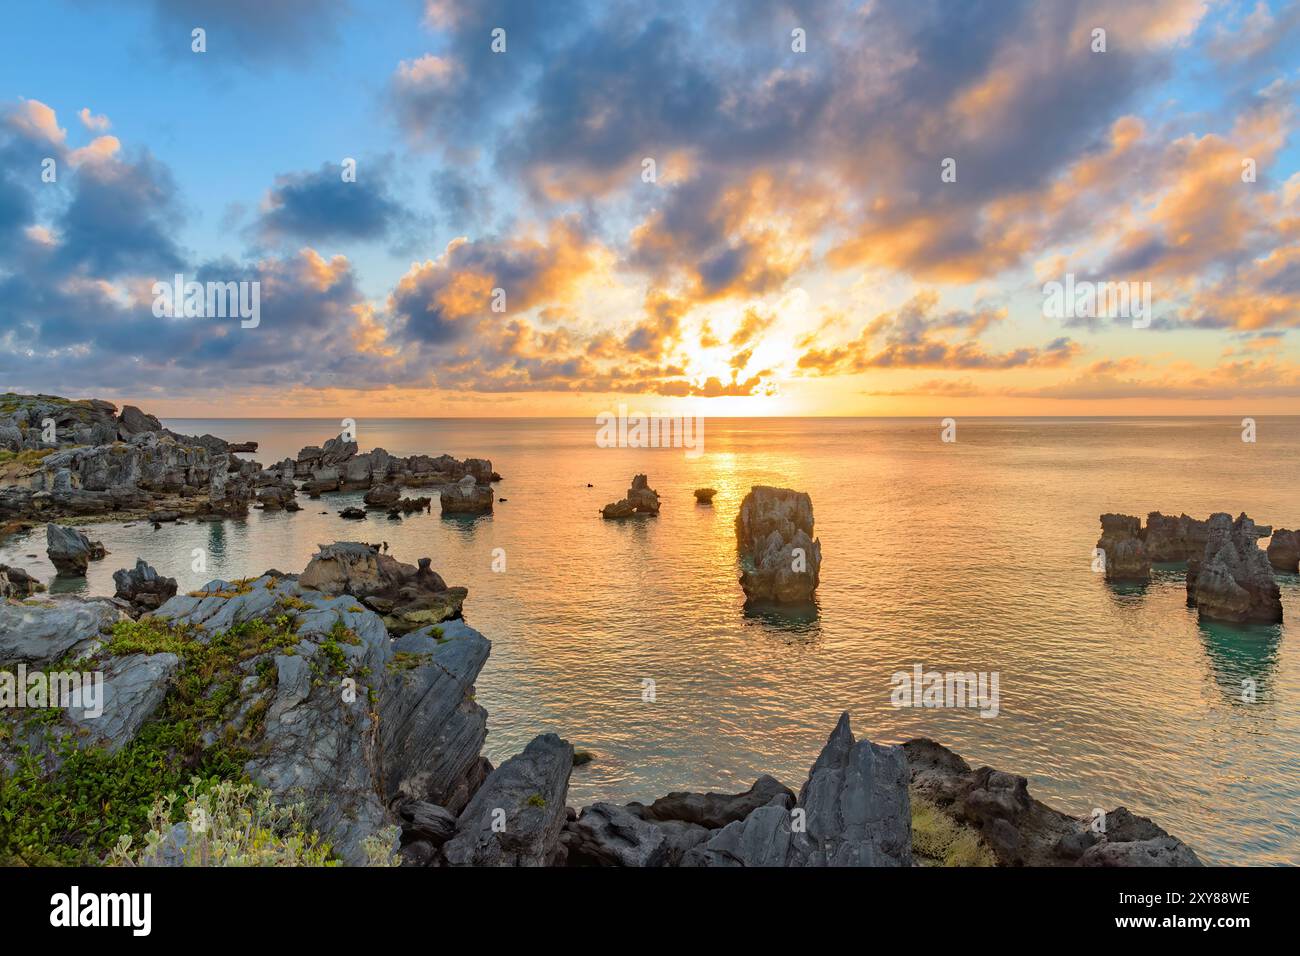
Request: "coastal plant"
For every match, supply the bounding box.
[0,615,306,865]
[109,778,336,867]
[910,795,997,867]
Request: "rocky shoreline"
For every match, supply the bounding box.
[1096,510,1289,623]
[0,393,499,542]
[1,541,1202,867]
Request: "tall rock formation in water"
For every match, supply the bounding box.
[1186,512,1283,624]
[735,485,821,602]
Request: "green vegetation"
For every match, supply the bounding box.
[109,778,338,867]
[525,794,547,808]
[910,794,997,867]
[0,614,307,865]
[387,651,432,673]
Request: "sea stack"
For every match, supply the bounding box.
[1096,514,1150,583]
[734,486,821,602]
[601,474,661,519]
[694,488,717,504]
[1186,513,1282,624]
[439,474,494,515]
[1266,529,1299,573]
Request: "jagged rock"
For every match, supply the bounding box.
[228,441,258,453]
[1076,808,1203,867]
[1142,512,1209,562]
[787,712,912,866]
[298,542,465,634]
[0,599,121,663]
[600,498,635,519]
[1267,529,1299,573]
[1186,512,1282,623]
[904,737,1201,867]
[380,619,489,810]
[563,802,670,867]
[1096,514,1150,583]
[339,506,367,520]
[150,569,494,864]
[45,522,106,575]
[439,475,493,515]
[0,563,43,599]
[735,486,821,602]
[117,405,162,436]
[0,395,260,523]
[636,775,795,829]
[442,733,574,866]
[694,488,717,504]
[112,559,178,614]
[398,801,458,846]
[601,474,660,519]
[680,794,795,867]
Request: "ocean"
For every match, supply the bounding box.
[3,416,1297,864]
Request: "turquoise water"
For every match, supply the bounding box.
[4,417,1298,864]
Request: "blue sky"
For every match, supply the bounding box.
[1,0,1299,416]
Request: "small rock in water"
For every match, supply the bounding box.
[45,522,107,576]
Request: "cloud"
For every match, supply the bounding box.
[797,294,1080,373]
[106,0,353,64]
[252,161,407,244]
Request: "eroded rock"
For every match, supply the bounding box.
[1186,512,1282,624]
[442,733,574,866]
[735,486,821,602]
[45,522,107,575]
[1096,514,1149,583]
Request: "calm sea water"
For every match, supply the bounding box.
[4,417,1298,864]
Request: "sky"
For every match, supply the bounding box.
[0,0,1298,418]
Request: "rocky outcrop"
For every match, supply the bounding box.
[903,737,1201,866]
[45,522,106,575]
[0,598,120,662]
[66,652,180,753]
[3,566,1205,868]
[1266,529,1299,573]
[0,563,43,598]
[634,774,794,829]
[601,474,661,519]
[1142,512,1210,562]
[442,733,574,866]
[364,483,401,508]
[786,712,912,866]
[112,559,178,615]
[693,487,717,504]
[298,541,466,633]
[734,486,821,602]
[1096,514,1150,583]
[254,483,299,512]
[563,803,672,867]
[0,393,260,523]
[563,714,911,868]
[439,475,493,515]
[294,434,497,498]
[1186,512,1282,623]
